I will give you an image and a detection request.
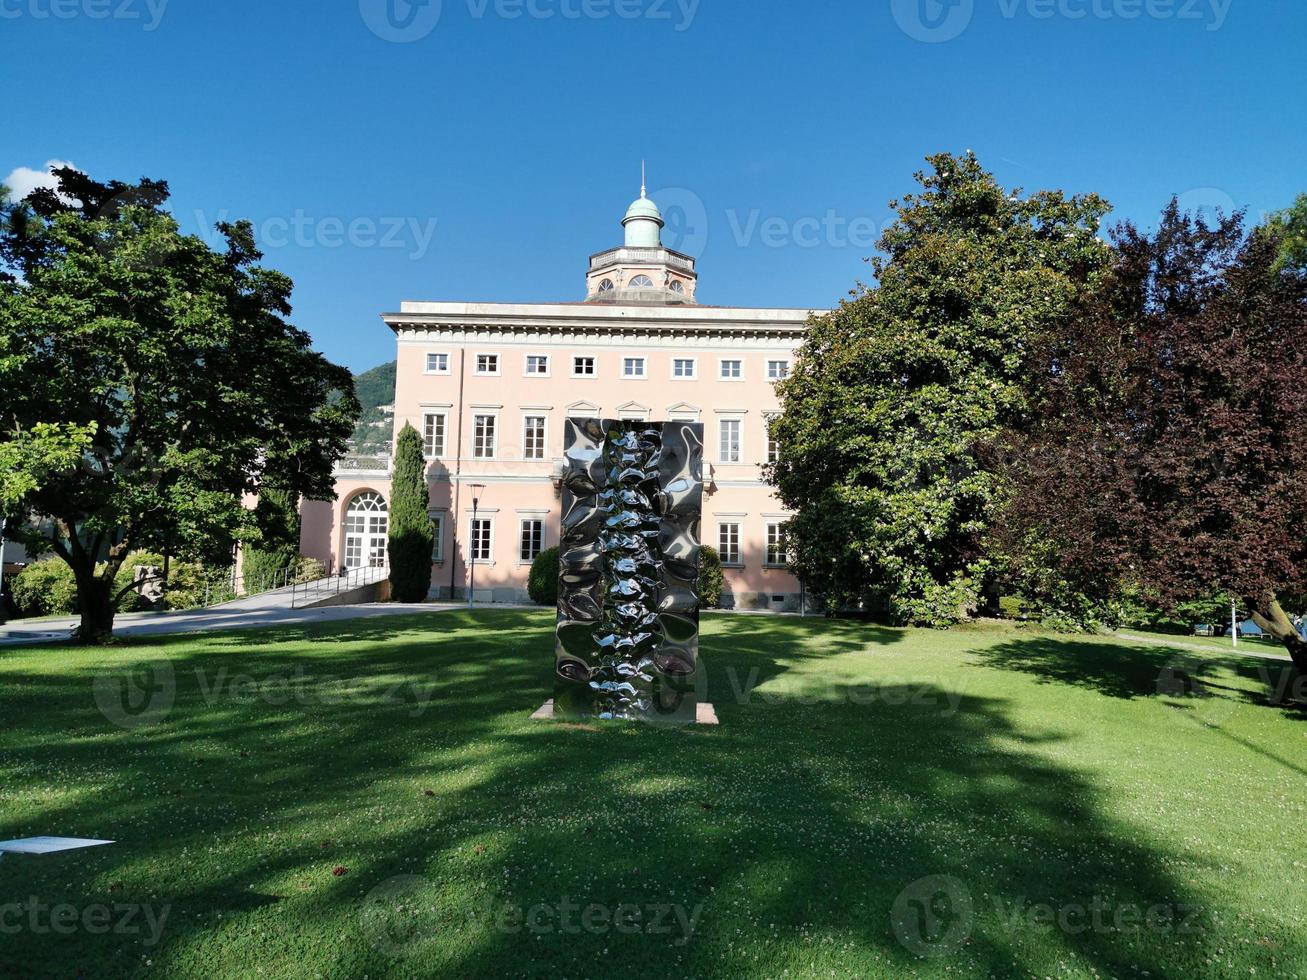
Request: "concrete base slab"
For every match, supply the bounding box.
[531,700,720,726]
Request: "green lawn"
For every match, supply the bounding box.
[1,611,1304,978]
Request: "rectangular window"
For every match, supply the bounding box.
[522,415,547,460]
[525,355,549,376]
[425,352,450,374]
[672,357,696,379]
[767,359,791,380]
[475,354,500,375]
[718,522,741,566]
[470,518,493,562]
[765,415,780,464]
[719,418,742,464]
[573,356,596,377]
[519,519,543,562]
[623,357,646,378]
[766,522,790,566]
[720,359,743,380]
[430,513,445,562]
[473,414,497,459]
[422,412,446,459]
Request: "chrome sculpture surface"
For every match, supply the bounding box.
[554,419,703,723]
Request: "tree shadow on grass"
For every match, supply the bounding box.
[0,611,1299,977]
[971,634,1307,718]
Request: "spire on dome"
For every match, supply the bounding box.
[623,164,663,248]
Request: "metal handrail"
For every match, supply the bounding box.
[197,562,319,609]
[289,563,388,610]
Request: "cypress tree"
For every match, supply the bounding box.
[387,423,434,602]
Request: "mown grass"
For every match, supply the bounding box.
[1,611,1304,978]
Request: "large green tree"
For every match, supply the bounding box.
[387,422,433,602]
[1270,192,1307,274]
[0,167,359,641]
[767,153,1110,625]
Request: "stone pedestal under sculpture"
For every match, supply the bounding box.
[554,419,703,724]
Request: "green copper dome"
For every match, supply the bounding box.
[622,191,664,247]
[623,194,663,224]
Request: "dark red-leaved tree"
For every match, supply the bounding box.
[996,201,1307,670]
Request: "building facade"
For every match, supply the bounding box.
[300,186,818,610]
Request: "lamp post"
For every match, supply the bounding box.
[468,483,486,609]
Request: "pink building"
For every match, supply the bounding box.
[300,186,818,610]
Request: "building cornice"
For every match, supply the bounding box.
[384,301,821,347]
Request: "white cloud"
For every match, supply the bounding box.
[3,159,78,201]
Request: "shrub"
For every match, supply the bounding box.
[294,556,327,584]
[528,547,560,606]
[242,547,297,595]
[113,552,207,611]
[997,595,1029,620]
[699,545,724,609]
[12,558,78,618]
[242,486,304,595]
[388,423,434,602]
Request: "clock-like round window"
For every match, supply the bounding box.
[629,275,654,288]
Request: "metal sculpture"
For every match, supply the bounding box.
[554,419,703,723]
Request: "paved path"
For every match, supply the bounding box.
[0,602,466,646]
[1113,631,1292,663]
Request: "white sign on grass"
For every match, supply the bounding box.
[0,837,115,856]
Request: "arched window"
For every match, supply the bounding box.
[669,280,685,294]
[629,275,654,288]
[343,491,389,569]
[598,279,614,293]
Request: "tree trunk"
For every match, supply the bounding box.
[1249,597,1307,674]
[74,568,117,645]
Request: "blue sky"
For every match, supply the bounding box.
[5,0,1304,373]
